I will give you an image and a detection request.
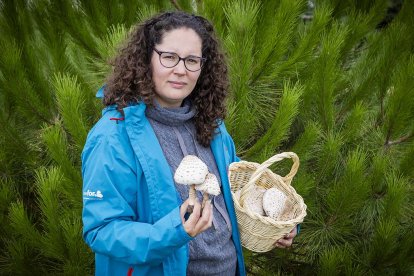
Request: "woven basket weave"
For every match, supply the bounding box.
[228,152,307,252]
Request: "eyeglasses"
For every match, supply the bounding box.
[153,48,206,72]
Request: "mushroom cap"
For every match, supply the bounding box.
[174,155,209,185]
[262,187,287,220]
[196,173,221,195]
[278,200,294,221]
[234,185,266,216]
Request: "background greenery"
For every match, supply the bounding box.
[0,0,413,275]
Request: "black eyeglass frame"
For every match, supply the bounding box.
[153,48,207,72]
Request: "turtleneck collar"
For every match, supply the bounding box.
[145,99,195,126]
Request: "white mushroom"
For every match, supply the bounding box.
[174,155,209,213]
[234,186,266,216]
[262,187,287,220]
[196,173,221,208]
[278,200,294,221]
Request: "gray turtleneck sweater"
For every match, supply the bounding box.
[146,100,237,276]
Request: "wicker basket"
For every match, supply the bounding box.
[228,152,307,252]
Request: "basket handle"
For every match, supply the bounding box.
[239,152,299,207]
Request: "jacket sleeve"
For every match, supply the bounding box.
[81,135,192,265]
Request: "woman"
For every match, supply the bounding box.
[82,11,297,276]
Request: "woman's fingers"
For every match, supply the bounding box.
[183,200,203,237]
[275,238,292,248]
[275,226,297,248]
[195,200,213,233]
[182,198,213,237]
[180,199,189,224]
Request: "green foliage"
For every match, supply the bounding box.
[224,0,261,147]
[0,0,413,275]
[290,121,322,164]
[246,81,303,161]
[253,0,307,82]
[383,55,414,142]
[0,179,17,239]
[199,0,228,36]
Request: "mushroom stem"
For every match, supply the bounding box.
[187,184,196,213]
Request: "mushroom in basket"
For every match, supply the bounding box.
[234,186,267,216]
[262,187,288,220]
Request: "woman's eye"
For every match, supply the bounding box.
[187,58,199,65]
[162,54,177,60]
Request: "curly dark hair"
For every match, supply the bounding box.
[103,11,228,147]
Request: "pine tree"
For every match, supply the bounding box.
[0,0,413,275]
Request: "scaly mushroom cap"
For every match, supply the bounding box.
[234,186,266,216]
[174,155,209,185]
[196,173,221,196]
[262,187,287,220]
[278,200,294,221]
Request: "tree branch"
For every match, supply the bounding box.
[385,133,413,146]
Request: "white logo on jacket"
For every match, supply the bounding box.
[83,189,104,200]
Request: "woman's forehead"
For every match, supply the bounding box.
[157,28,202,55]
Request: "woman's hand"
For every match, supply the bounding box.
[275,226,297,248]
[180,198,213,237]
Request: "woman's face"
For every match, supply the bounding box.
[151,27,203,108]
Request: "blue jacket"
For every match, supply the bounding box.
[82,102,246,275]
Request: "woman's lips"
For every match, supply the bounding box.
[168,81,186,89]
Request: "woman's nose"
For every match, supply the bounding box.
[173,60,187,74]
